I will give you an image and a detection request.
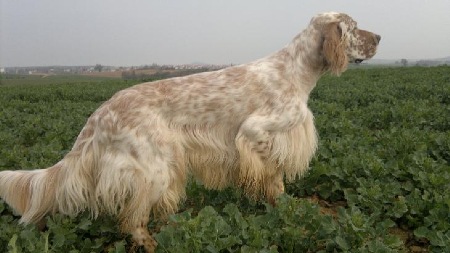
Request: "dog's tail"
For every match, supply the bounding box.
[0,142,101,224]
[0,163,63,224]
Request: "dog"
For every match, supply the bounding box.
[0,12,380,252]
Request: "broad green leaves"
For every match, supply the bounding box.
[0,67,449,252]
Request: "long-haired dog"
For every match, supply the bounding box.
[0,12,380,252]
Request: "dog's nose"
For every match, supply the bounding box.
[375,34,381,44]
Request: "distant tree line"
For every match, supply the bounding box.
[94,64,103,72]
[140,63,176,70]
[121,68,210,81]
[395,58,450,67]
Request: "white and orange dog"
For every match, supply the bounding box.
[0,12,379,252]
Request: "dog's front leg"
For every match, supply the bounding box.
[238,118,274,160]
[265,172,285,205]
[235,109,305,202]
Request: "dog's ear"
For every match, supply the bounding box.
[323,22,348,76]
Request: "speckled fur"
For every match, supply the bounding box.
[0,12,379,252]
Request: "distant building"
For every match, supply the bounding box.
[0,68,4,73]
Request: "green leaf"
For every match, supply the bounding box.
[335,236,350,250]
[413,226,430,238]
[8,234,19,253]
[77,218,92,231]
[53,233,66,247]
[112,240,126,253]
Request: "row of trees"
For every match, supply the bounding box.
[121,68,210,81]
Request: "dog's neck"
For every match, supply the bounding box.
[273,26,327,95]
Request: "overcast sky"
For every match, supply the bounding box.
[1,0,449,67]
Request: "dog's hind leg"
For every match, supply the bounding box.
[114,144,185,253]
[115,174,162,253]
[113,177,158,253]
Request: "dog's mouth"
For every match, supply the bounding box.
[354,59,364,64]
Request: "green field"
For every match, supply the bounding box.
[0,67,449,252]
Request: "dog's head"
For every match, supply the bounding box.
[311,12,381,75]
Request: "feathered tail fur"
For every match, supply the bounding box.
[0,163,61,224]
[0,124,184,233]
